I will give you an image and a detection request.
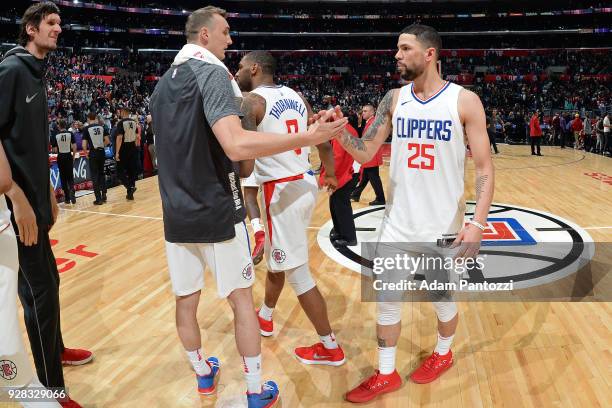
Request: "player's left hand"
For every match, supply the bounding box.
[323,174,338,193]
[451,224,482,259]
[310,106,343,124]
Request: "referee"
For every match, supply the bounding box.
[0,3,91,407]
[82,112,110,205]
[113,104,138,200]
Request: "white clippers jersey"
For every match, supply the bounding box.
[250,85,310,184]
[54,131,73,154]
[382,81,466,242]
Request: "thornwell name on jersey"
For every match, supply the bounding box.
[268,98,306,120]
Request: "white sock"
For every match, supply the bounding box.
[258,303,274,321]
[251,218,263,233]
[434,333,454,355]
[243,355,262,394]
[378,346,397,375]
[320,333,339,349]
[187,348,211,376]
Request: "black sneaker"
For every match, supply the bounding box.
[93,200,103,206]
[333,238,358,248]
[368,200,386,206]
[126,190,134,201]
[350,195,360,202]
[102,194,107,202]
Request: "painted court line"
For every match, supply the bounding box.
[61,208,162,221]
[60,209,612,231]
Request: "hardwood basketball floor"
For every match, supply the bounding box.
[4,144,611,407]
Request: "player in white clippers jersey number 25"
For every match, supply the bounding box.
[235,51,348,367]
[336,25,495,403]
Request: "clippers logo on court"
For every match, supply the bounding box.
[0,360,17,380]
[317,202,594,290]
[272,249,286,263]
[242,263,254,280]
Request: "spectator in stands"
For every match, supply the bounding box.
[604,113,611,156]
[595,116,604,154]
[570,113,584,149]
[351,104,386,205]
[551,113,561,146]
[529,110,543,156]
[583,114,593,152]
[357,104,375,137]
[486,113,499,154]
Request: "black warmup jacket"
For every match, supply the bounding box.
[0,46,52,227]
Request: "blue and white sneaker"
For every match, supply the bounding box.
[197,357,220,395]
[247,380,279,408]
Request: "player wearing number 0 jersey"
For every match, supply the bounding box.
[235,51,347,367]
[336,25,494,403]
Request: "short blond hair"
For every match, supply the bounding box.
[185,6,227,42]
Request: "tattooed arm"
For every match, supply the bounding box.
[237,93,265,177]
[336,89,397,164]
[453,89,495,258]
[460,89,495,226]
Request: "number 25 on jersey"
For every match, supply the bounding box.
[407,143,435,170]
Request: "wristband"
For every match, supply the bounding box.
[468,219,486,231]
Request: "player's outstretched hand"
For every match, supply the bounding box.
[308,108,347,144]
[309,105,344,125]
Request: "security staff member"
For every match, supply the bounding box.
[114,104,138,200]
[0,3,92,406]
[50,119,76,204]
[82,112,110,205]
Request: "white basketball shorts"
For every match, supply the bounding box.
[0,224,35,388]
[165,221,255,298]
[241,172,259,189]
[261,171,318,271]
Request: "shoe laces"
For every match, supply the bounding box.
[262,382,275,392]
[422,352,441,371]
[207,359,219,369]
[365,371,383,389]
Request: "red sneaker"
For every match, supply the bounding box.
[60,398,82,408]
[256,309,274,337]
[61,348,94,366]
[409,350,453,384]
[252,230,265,265]
[294,342,345,366]
[345,370,402,403]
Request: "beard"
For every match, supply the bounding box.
[237,76,252,92]
[398,63,424,81]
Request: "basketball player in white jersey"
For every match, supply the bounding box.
[335,25,495,403]
[235,51,347,366]
[0,143,61,408]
